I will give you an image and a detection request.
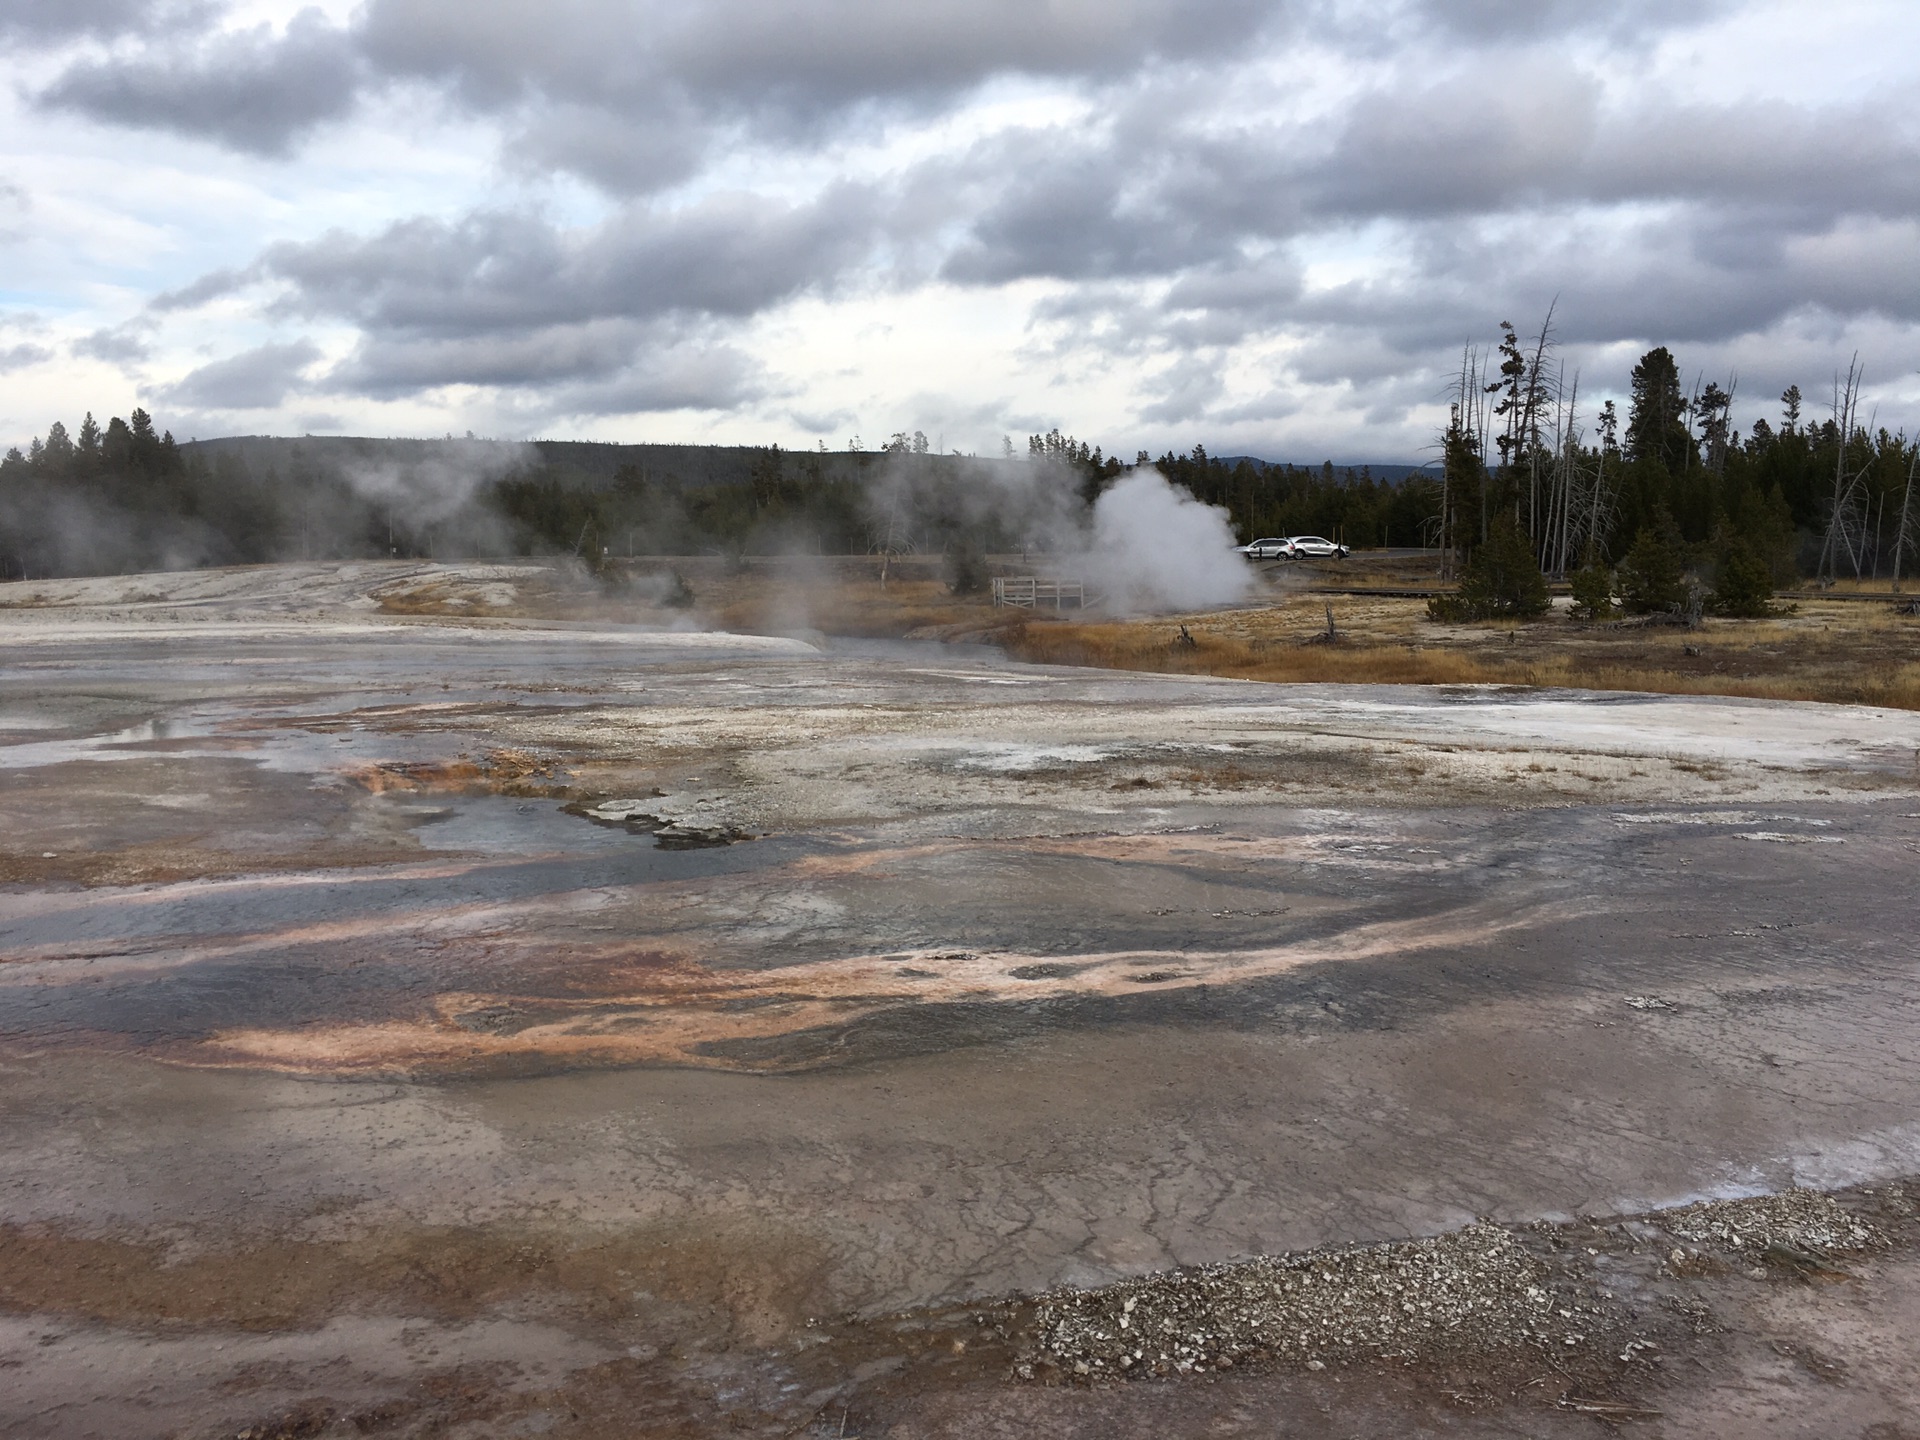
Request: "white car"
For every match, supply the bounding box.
[1286,535,1350,559]
[1237,537,1297,560]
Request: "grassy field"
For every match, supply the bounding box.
[671,552,1920,710]
[999,597,1920,709]
[365,552,1920,710]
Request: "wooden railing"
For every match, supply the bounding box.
[992,577,1086,610]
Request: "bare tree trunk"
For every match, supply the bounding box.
[1894,444,1918,593]
[1719,374,1738,476]
[1819,357,1866,584]
[1555,373,1579,576]
[1518,303,1556,548]
[1590,441,1605,566]
[1442,343,1485,580]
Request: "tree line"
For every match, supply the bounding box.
[0,426,1093,580]
[1,419,1410,580]
[1427,316,1919,619]
[0,410,330,579]
[3,354,1913,600]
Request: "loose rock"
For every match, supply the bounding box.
[1019,1223,1617,1381]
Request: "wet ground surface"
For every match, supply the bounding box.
[4,566,1920,1437]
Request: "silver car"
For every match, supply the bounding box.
[1237,537,1297,560]
[1286,535,1350,559]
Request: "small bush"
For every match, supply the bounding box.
[1569,561,1615,620]
[1616,522,1690,614]
[1711,539,1775,618]
[1428,518,1549,622]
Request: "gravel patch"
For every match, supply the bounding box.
[1662,1189,1887,1258]
[1018,1223,1619,1382]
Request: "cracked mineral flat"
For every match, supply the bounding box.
[4,569,1920,1437]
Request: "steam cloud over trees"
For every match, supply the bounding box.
[5,331,1914,598]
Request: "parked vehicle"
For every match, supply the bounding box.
[1237,537,1297,560]
[1286,535,1350,559]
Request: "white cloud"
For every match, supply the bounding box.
[2,0,1918,454]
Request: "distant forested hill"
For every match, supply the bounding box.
[0,425,1449,579]
[1214,458,1432,486]
[186,435,807,490]
[4,344,1913,584]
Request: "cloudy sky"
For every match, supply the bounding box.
[2,0,1917,460]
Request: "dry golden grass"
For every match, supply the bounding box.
[1002,596,1920,710]
[366,553,1920,710]
[717,576,988,637]
[1786,577,1920,596]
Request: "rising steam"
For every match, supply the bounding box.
[341,439,534,530]
[1078,468,1253,614]
[860,452,1255,616]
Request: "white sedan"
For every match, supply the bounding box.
[1287,535,1350,559]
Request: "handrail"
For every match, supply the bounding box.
[992,577,1086,610]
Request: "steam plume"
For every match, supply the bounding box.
[1079,468,1253,614]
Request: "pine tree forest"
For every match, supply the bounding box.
[4,325,1916,589]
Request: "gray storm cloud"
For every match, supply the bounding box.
[227,195,871,414]
[39,9,361,155]
[161,339,320,410]
[0,342,53,373]
[16,0,1920,447]
[0,0,165,39]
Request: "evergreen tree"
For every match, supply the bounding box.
[1710,538,1774,617]
[1616,520,1689,614]
[1569,556,1615,619]
[42,421,74,469]
[1428,516,1549,621]
[1440,403,1487,554]
[1695,382,1733,474]
[1626,347,1691,471]
[1489,321,1528,470]
[102,415,133,468]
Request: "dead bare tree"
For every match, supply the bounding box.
[1517,302,1557,548]
[1818,357,1872,583]
[872,465,914,589]
[1580,400,1620,571]
[1696,375,1737,476]
[1534,363,1570,575]
[1550,370,1581,577]
[1893,440,1919,593]
[1438,343,1487,579]
[1558,381,1621,579]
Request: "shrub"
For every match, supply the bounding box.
[1616,523,1689,614]
[1428,517,1549,622]
[1569,560,1615,620]
[1711,539,1775,618]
